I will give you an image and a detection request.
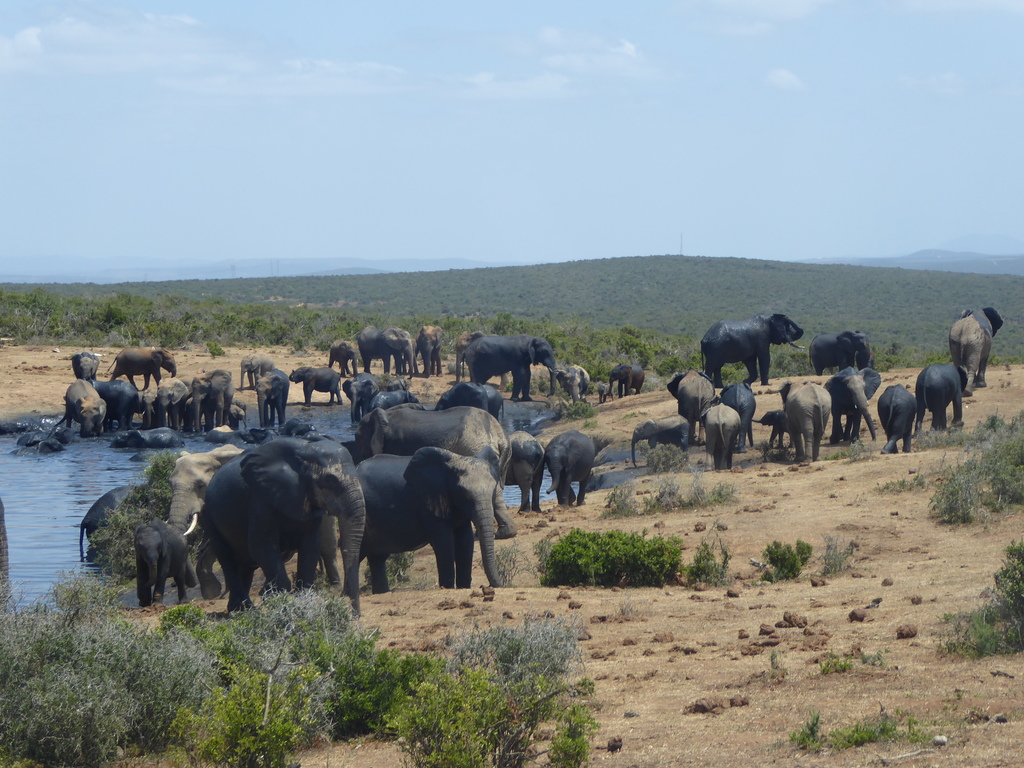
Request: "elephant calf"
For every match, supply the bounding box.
[545,430,596,506]
[506,431,545,512]
[631,416,689,467]
[134,518,197,607]
[878,384,916,454]
[702,404,741,471]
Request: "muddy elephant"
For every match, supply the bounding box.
[609,363,645,399]
[555,365,591,403]
[414,325,445,378]
[702,403,742,471]
[289,366,342,406]
[135,518,197,607]
[155,377,190,430]
[949,307,1003,396]
[358,446,507,592]
[256,369,290,427]
[667,370,715,445]
[701,313,804,387]
[59,379,107,437]
[79,485,131,560]
[342,372,379,423]
[455,331,487,383]
[758,410,788,450]
[71,351,101,381]
[631,415,689,467]
[106,347,177,390]
[720,382,756,453]
[544,430,596,507]
[506,431,545,512]
[239,353,275,390]
[466,334,558,402]
[808,331,873,375]
[93,379,140,432]
[368,390,421,412]
[189,370,235,432]
[915,364,968,432]
[779,381,831,462]
[824,367,881,444]
[358,326,415,375]
[877,384,916,454]
[328,339,359,377]
[435,382,504,421]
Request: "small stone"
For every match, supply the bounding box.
[910,595,923,605]
[882,578,894,587]
[932,735,948,747]
[624,710,639,718]
[783,611,808,628]
[622,637,636,646]
[992,713,1009,723]
[567,600,583,610]
[653,632,674,643]
[759,623,776,635]
[738,629,749,639]
[810,576,827,587]
[694,521,707,532]
[726,588,741,598]
[715,521,728,530]
[607,736,623,752]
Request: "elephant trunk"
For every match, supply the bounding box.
[324,472,366,616]
[548,366,557,399]
[473,491,502,588]
[492,483,517,539]
[257,390,269,428]
[167,480,201,534]
[854,389,877,441]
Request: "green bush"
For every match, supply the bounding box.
[818,534,855,576]
[645,443,688,474]
[790,710,823,752]
[602,481,640,518]
[683,532,731,587]
[541,529,682,588]
[943,540,1024,656]
[206,341,226,357]
[563,401,597,421]
[931,460,984,524]
[761,540,813,583]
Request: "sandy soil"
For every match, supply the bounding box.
[3,342,1024,767]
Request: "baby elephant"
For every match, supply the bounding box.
[631,415,689,467]
[134,518,197,607]
[544,430,596,507]
[758,410,788,449]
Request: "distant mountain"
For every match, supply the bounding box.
[933,234,1024,255]
[804,249,1024,277]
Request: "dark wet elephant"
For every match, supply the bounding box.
[877,384,916,454]
[466,334,557,402]
[256,369,290,427]
[435,382,503,420]
[609,363,645,399]
[79,485,131,560]
[915,364,968,432]
[342,372,379,423]
[134,518,197,607]
[544,430,596,507]
[824,367,881,444]
[701,313,804,387]
[808,331,873,375]
[507,431,545,512]
[720,382,756,453]
[758,410,788,449]
[368,390,421,412]
[289,366,342,406]
[93,379,141,432]
[949,307,1003,396]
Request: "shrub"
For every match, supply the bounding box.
[563,401,597,421]
[206,340,225,357]
[541,529,683,588]
[761,540,813,583]
[818,534,855,576]
[495,542,531,586]
[645,443,688,474]
[931,460,984,525]
[943,540,1024,656]
[602,481,639,518]
[683,532,731,587]
[790,710,823,752]
[818,651,854,674]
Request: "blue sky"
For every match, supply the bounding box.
[2,0,1023,274]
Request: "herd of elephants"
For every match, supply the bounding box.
[31,307,1003,615]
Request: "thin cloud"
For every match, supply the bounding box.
[461,71,571,100]
[901,0,1024,13]
[766,68,805,90]
[681,0,835,21]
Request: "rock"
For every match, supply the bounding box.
[759,623,776,635]
[810,576,828,587]
[896,624,918,639]
[848,608,868,622]
[726,588,741,598]
[607,736,623,752]
[910,595,923,605]
[653,632,674,643]
[783,611,808,628]
[738,629,749,639]
[933,735,948,747]
[694,521,707,532]
[882,577,894,587]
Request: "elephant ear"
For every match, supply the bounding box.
[404,447,464,522]
[956,366,969,391]
[837,331,855,352]
[778,381,793,405]
[983,307,1004,336]
[860,368,882,400]
[768,314,789,344]
[240,445,314,521]
[666,373,684,398]
[342,379,353,399]
[368,409,389,456]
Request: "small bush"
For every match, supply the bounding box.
[761,540,813,583]
[818,534,854,576]
[877,473,927,494]
[602,481,640,518]
[563,401,597,421]
[640,478,684,515]
[931,460,984,525]
[645,443,688,474]
[362,551,415,591]
[541,529,683,588]
[534,538,554,580]
[206,341,226,357]
[818,651,853,674]
[943,540,1024,656]
[495,542,531,585]
[683,532,731,587]
[790,710,823,752]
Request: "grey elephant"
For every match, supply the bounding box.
[596,382,610,404]
[757,410,788,449]
[435,382,504,421]
[631,415,689,467]
[779,381,831,462]
[877,384,916,454]
[155,377,190,431]
[466,334,558,403]
[239,353,274,390]
[71,351,101,381]
[667,370,715,445]
[915,364,968,432]
[0,496,5,586]
[357,446,507,592]
[342,372,379,423]
[544,430,596,507]
[455,331,487,383]
[555,365,591,403]
[824,367,881,444]
[59,379,107,437]
[289,366,342,406]
[93,379,140,432]
[701,313,804,387]
[720,382,756,453]
[414,325,444,377]
[79,485,131,560]
[949,307,1003,396]
[808,331,873,375]
[368,390,421,411]
[328,339,359,376]
[106,347,177,390]
[256,369,289,427]
[506,431,545,512]
[609,363,645,399]
[138,388,157,429]
[111,428,185,450]
[358,326,415,375]
[189,370,234,432]
[201,438,366,612]
[134,518,197,607]
[702,403,742,470]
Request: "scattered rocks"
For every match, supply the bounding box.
[810,576,828,587]
[933,735,948,747]
[685,696,749,715]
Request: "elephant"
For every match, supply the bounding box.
[59,379,107,437]
[166,445,246,538]
[596,383,610,404]
[201,438,366,612]
[138,388,157,429]
[93,379,141,432]
[545,430,596,507]
[368,390,421,411]
[455,331,487,383]
[79,485,131,560]
[667,370,715,445]
[720,382,756,453]
[824,367,881,444]
[106,347,177,390]
[608,363,645,399]
[915,364,968,432]
[71,351,101,381]
[702,403,742,471]
[779,381,831,462]
[342,372,379,423]
[111,428,185,450]
[949,307,1003,396]
[877,384,916,454]
[357,326,415,375]
[228,402,247,429]
[327,339,358,377]
[239,353,275,390]
[380,376,410,392]
[0,496,7,588]
[134,518,197,607]
[466,334,558,402]
[414,325,444,377]
[189,370,235,432]
[631,415,690,467]
[155,377,190,431]
[435,382,504,421]
[357,446,507,592]
[555,365,591,403]
[808,331,873,375]
[289,366,343,406]
[758,410,788,450]
[506,431,545,512]
[701,313,804,387]
[256,369,290,428]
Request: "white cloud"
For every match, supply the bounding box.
[901,0,1024,12]
[536,27,659,79]
[461,71,571,100]
[681,0,835,20]
[766,68,805,90]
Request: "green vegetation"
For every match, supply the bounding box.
[562,401,597,421]
[600,474,735,519]
[683,531,732,587]
[943,539,1024,657]
[818,534,855,576]
[541,529,683,588]
[817,651,854,674]
[761,540,814,583]
[644,443,688,474]
[790,709,930,753]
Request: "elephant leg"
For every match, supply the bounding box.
[319,518,342,587]
[530,467,544,513]
[196,535,223,599]
[136,556,153,606]
[756,348,772,385]
[293,532,323,591]
[367,555,391,594]
[952,395,963,427]
[741,355,759,385]
[575,472,591,506]
[517,482,530,513]
[431,532,459,589]
[452,524,475,589]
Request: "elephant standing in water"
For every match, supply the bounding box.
[808,331,873,375]
[949,307,1003,396]
[156,378,190,430]
[701,313,804,387]
[256,369,290,427]
[106,347,177,390]
[544,430,596,507]
[414,325,444,377]
[134,518,197,607]
[667,370,714,445]
[824,367,881,444]
[435,382,503,421]
[915,364,968,432]
[289,367,343,406]
[466,334,557,402]
[779,381,831,462]
[877,384,916,454]
[189,370,235,432]
[343,373,379,423]
[60,380,107,437]
[506,431,545,512]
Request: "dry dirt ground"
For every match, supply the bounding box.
[2,342,1024,767]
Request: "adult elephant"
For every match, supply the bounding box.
[808,331,873,375]
[720,382,756,453]
[357,446,506,593]
[701,313,804,387]
[357,326,415,375]
[608,364,644,399]
[506,431,545,512]
[201,438,365,613]
[949,307,1003,396]
[667,370,715,445]
[631,415,689,467]
[71,351,101,381]
[289,367,342,406]
[877,384,916,454]
[189,370,234,432]
[915,364,968,432]
[368,390,421,412]
[134,518,197,607]
[555,365,591,403]
[435,382,503,421]
[342,373,379,423]
[824,367,881,444]
[59,379,106,437]
[0,496,7,590]
[414,325,444,378]
[93,379,141,432]
[544,430,596,507]
[239,353,274,390]
[328,340,358,377]
[256,369,290,428]
[155,377,190,430]
[779,381,831,462]
[79,485,131,560]
[702,403,742,471]
[455,331,486,383]
[111,428,184,450]
[466,334,557,402]
[106,347,177,390]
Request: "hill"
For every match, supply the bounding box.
[808,249,1024,277]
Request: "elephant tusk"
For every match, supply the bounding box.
[788,342,805,350]
[183,512,199,537]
